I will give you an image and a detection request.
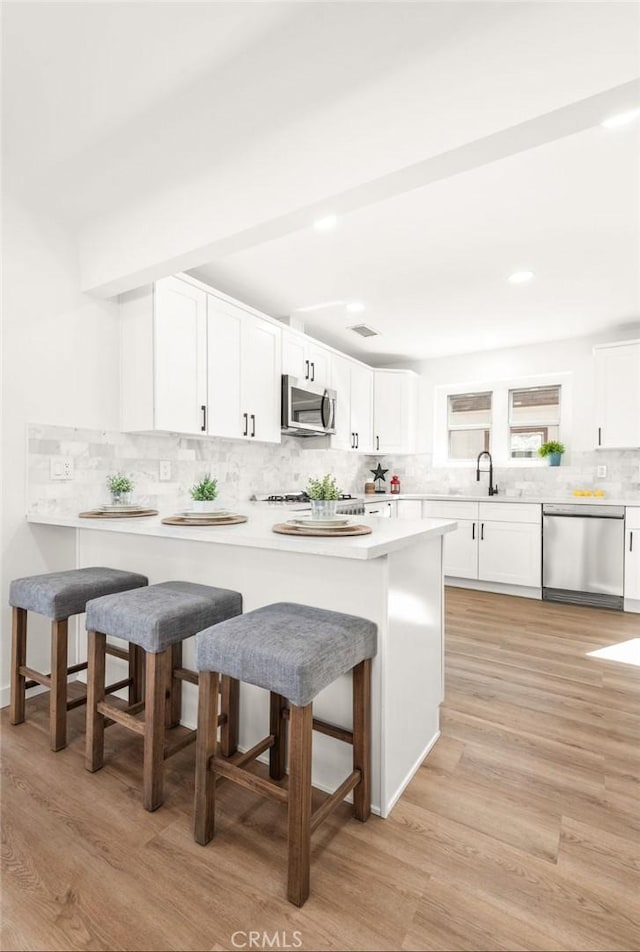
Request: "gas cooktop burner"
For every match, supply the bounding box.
[263,492,356,503]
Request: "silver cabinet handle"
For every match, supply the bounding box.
[631,530,634,553]
[472,523,475,540]
[598,427,602,446]
[310,362,315,382]
[243,412,248,437]
[250,413,256,438]
[376,435,380,451]
[305,360,310,380]
[480,522,485,541]
[201,405,207,432]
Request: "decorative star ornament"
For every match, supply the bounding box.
[370,463,389,487]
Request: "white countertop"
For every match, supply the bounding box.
[26,506,456,561]
[362,493,639,506]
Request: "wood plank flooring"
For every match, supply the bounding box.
[2,588,639,951]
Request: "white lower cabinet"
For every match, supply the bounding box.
[624,507,640,610]
[478,520,541,587]
[423,500,541,589]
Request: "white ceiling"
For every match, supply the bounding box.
[3,1,640,361]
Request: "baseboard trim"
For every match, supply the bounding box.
[624,598,640,614]
[445,577,541,600]
[383,728,441,818]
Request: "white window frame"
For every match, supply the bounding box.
[433,372,572,467]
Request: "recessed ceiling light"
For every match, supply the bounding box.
[507,271,535,284]
[346,301,366,313]
[601,107,640,129]
[313,214,338,232]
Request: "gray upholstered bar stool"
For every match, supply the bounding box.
[85,581,242,812]
[194,601,377,907]
[9,567,148,751]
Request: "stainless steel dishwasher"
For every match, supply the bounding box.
[542,503,625,610]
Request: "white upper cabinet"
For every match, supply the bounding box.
[120,276,281,442]
[373,369,418,454]
[594,340,640,449]
[281,327,332,389]
[329,354,373,452]
[207,292,281,443]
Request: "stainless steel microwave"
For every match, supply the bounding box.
[281,376,337,437]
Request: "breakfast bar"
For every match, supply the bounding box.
[26,508,455,816]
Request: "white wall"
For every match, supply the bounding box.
[417,326,640,456]
[1,196,120,705]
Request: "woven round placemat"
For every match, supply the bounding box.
[79,509,159,519]
[161,514,248,526]
[272,522,372,538]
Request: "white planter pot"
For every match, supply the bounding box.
[192,500,218,512]
[310,499,338,520]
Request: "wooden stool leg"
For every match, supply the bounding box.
[166,642,182,729]
[352,659,371,822]
[194,671,219,845]
[287,702,313,907]
[220,676,239,757]
[143,649,168,812]
[50,619,69,751]
[10,608,27,725]
[86,631,106,772]
[269,692,287,781]
[128,644,145,706]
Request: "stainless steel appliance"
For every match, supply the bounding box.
[281,376,336,437]
[542,503,625,610]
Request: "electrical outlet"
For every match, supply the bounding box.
[159,460,172,481]
[597,464,607,479]
[50,457,73,480]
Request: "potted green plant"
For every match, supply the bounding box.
[306,474,341,520]
[107,473,133,505]
[538,441,566,467]
[190,474,219,512]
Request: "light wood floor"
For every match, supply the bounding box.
[2,589,639,951]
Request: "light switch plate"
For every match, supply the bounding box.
[50,457,73,480]
[159,460,172,481]
[597,464,607,479]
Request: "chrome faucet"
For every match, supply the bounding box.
[476,451,498,496]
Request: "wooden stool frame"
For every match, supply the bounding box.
[9,606,143,752]
[194,658,372,907]
[85,630,239,812]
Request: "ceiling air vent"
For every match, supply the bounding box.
[349,324,380,338]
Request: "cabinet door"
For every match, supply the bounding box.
[242,314,281,443]
[350,361,374,453]
[154,277,207,434]
[595,342,640,448]
[307,342,332,389]
[396,500,423,519]
[374,371,416,454]
[443,520,478,579]
[207,296,243,439]
[282,329,307,380]
[479,521,541,587]
[625,508,640,604]
[331,354,353,449]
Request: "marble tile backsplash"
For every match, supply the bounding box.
[27,424,640,515]
[26,424,373,514]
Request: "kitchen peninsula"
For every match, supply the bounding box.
[27,508,456,816]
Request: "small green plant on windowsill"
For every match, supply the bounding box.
[190,474,219,511]
[107,473,133,504]
[538,441,566,467]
